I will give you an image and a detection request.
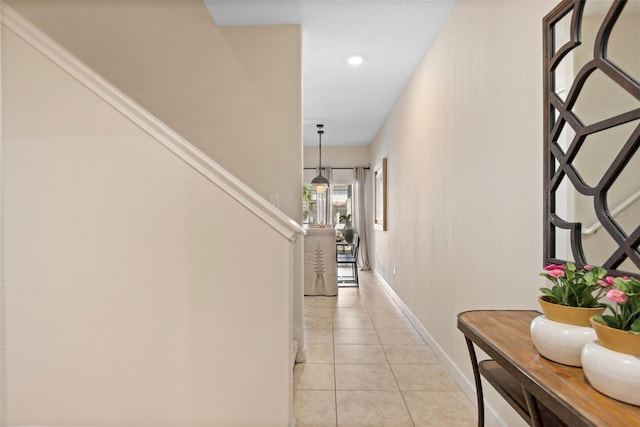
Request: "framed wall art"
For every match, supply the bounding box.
[374,157,387,231]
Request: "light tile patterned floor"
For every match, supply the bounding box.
[294,270,476,427]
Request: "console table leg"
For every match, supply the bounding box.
[465,337,484,427]
[523,389,543,427]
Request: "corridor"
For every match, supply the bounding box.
[293,271,476,426]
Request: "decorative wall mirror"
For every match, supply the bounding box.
[543,0,640,278]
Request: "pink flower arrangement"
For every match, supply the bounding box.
[594,276,640,335]
[607,289,628,304]
[548,269,565,278]
[544,264,566,271]
[539,262,609,307]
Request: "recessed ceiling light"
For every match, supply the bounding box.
[347,55,363,66]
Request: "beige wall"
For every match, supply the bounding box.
[304,145,370,169]
[0,10,4,423]
[369,1,556,425]
[5,0,307,396]
[7,0,302,222]
[3,19,293,426]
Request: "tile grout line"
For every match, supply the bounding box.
[302,276,424,426]
[300,273,475,426]
[370,285,418,427]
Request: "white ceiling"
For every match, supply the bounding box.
[205,0,455,146]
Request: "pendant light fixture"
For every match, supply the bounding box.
[311,124,329,194]
[311,124,329,225]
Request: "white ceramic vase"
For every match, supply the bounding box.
[581,341,640,406]
[530,315,597,367]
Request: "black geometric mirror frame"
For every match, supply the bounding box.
[543,0,640,278]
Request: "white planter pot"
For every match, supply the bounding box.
[530,315,596,367]
[581,341,640,406]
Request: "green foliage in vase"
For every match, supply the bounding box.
[303,185,313,202]
[539,262,608,308]
[593,276,640,335]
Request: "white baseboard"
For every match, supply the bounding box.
[372,270,509,427]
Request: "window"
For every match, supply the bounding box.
[303,169,354,228]
[330,184,352,228]
[302,184,318,225]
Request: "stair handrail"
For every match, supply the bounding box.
[1,3,304,242]
[583,188,640,235]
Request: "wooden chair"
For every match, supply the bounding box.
[337,233,359,285]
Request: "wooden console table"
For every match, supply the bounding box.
[457,310,640,427]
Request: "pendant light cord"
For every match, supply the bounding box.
[317,124,324,172]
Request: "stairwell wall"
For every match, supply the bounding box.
[5,0,306,407]
[2,9,295,427]
[7,0,303,223]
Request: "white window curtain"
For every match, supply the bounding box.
[322,167,333,226]
[354,166,371,270]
